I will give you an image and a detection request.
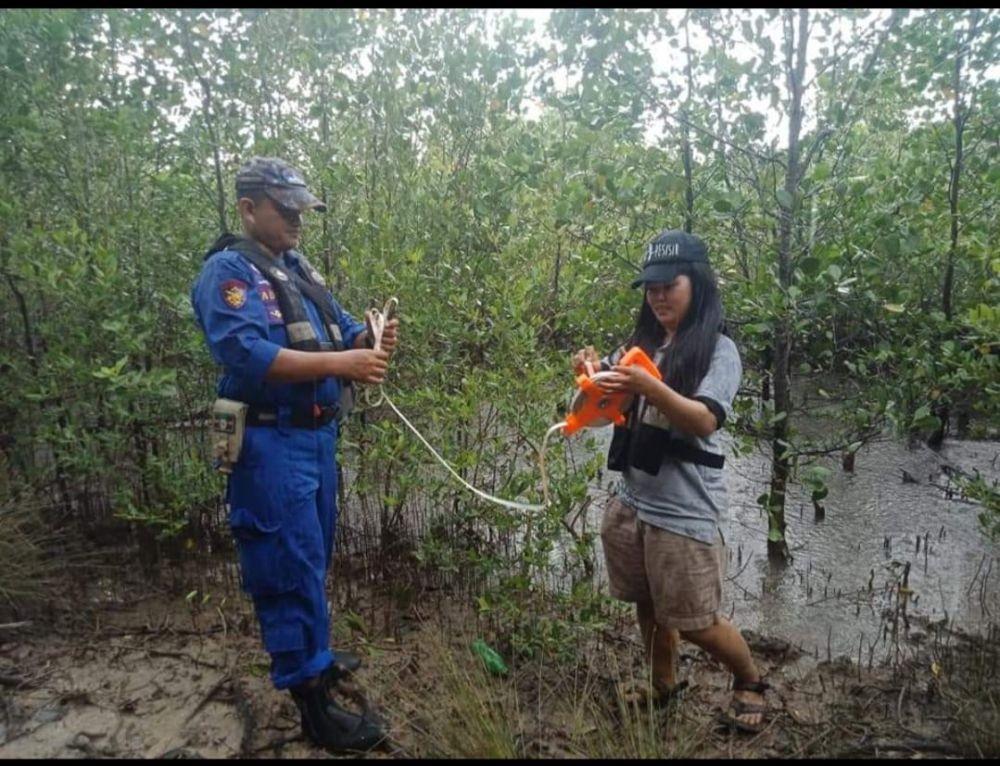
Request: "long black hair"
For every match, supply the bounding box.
[626,260,726,397]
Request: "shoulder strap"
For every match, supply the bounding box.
[286,253,346,350]
[205,233,344,351]
[204,232,240,261]
[209,236,328,351]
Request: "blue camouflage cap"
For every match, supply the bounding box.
[235,156,327,213]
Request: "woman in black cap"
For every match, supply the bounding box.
[572,229,768,732]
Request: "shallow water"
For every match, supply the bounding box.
[576,425,1000,666]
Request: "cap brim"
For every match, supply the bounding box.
[267,186,327,213]
[630,260,686,288]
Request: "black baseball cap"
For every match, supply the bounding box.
[235,156,327,213]
[631,229,709,288]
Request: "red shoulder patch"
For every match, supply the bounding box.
[221,279,249,309]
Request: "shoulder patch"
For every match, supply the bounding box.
[221,279,249,309]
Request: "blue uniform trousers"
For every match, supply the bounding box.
[227,418,340,690]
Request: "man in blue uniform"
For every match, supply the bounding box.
[191,157,398,752]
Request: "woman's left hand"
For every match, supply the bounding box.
[595,364,659,397]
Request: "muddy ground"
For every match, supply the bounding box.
[1,560,997,759]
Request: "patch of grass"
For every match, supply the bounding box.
[949,686,1000,757]
[394,630,524,758]
[556,646,707,759]
[0,495,102,622]
[938,630,1000,757]
[0,499,60,612]
[386,625,706,758]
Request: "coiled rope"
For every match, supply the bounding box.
[363,297,562,511]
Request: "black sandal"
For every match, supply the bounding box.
[718,677,770,734]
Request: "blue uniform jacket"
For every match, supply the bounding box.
[191,247,365,411]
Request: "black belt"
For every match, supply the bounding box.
[247,404,339,429]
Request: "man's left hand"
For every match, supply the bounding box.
[380,318,400,354]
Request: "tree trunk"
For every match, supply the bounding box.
[706,17,752,279]
[929,21,971,449]
[551,239,562,308]
[681,13,695,233]
[4,271,37,374]
[767,9,809,563]
[319,75,333,278]
[179,17,228,234]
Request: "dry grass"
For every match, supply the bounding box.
[0,496,101,621]
[949,687,1000,757]
[374,622,707,758]
[559,646,708,759]
[387,629,525,758]
[937,626,1000,757]
[0,499,58,610]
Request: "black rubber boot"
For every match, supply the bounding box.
[290,680,385,753]
[323,650,362,685]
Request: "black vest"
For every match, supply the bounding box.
[607,398,725,473]
[204,233,345,353]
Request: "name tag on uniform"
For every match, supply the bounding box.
[257,279,284,324]
[247,264,284,325]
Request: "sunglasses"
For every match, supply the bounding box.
[272,201,302,224]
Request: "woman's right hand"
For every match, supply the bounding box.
[337,348,390,384]
[572,345,601,376]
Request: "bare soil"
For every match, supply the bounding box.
[0,559,995,759]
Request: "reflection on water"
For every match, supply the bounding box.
[577,426,1000,666]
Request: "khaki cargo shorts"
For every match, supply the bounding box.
[600,494,726,632]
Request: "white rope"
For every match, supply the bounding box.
[379,389,549,511]
[362,297,553,512]
[538,421,566,507]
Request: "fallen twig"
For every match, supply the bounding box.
[0,673,37,689]
[228,676,257,757]
[146,649,226,670]
[833,738,965,757]
[250,733,303,754]
[96,625,224,639]
[182,673,232,726]
[145,672,231,758]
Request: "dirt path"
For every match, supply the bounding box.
[0,584,993,758]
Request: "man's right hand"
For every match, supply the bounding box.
[338,348,390,384]
[572,345,601,376]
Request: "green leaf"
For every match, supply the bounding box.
[776,189,794,209]
[343,610,369,635]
